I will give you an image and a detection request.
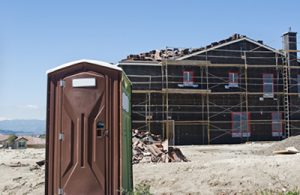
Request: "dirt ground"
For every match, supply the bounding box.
[134,143,300,195]
[0,148,45,195]
[0,141,300,195]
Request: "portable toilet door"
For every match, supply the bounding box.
[46,59,124,195]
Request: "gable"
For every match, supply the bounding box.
[177,37,283,61]
[177,38,284,65]
[15,137,28,142]
[47,59,121,75]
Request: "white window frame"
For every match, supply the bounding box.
[272,112,282,137]
[228,72,239,87]
[263,74,274,98]
[232,112,250,138]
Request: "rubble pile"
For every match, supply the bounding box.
[123,34,247,62]
[132,129,189,164]
[126,48,190,62]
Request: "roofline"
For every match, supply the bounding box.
[15,137,29,141]
[117,62,162,66]
[47,59,122,74]
[177,37,284,60]
[282,31,297,36]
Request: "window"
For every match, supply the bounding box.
[263,74,274,98]
[228,72,239,87]
[297,75,300,96]
[18,141,26,148]
[232,112,250,137]
[272,112,282,137]
[183,71,194,86]
[178,71,198,88]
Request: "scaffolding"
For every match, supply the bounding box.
[121,43,300,145]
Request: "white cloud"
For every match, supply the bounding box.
[25,105,39,109]
[0,117,11,121]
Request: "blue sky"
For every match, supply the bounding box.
[0,0,299,120]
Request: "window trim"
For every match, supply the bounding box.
[183,71,194,85]
[297,74,300,97]
[228,72,239,88]
[18,141,26,148]
[228,72,239,84]
[231,112,251,138]
[272,112,282,137]
[263,73,274,98]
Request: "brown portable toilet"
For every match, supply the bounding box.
[45,59,132,195]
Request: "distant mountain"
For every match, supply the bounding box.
[0,119,45,135]
[0,129,37,136]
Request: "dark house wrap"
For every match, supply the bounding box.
[119,32,300,145]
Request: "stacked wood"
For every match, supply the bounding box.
[132,129,189,164]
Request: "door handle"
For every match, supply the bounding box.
[97,129,108,137]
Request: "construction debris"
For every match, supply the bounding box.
[123,34,247,62]
[132,129,189,164]
[36,160,45,167]
[273,147,299,155]
[8,162,29,167]
[257,135,300,156]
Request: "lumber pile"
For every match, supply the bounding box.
[132,129,189,164]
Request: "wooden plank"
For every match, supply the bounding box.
[132,88,211,94]
[162,88,211,94]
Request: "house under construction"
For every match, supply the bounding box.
[118,32,300,145]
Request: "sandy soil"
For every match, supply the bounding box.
[0,142,300,195]
[0,148,45,195]
[134,143,300,195]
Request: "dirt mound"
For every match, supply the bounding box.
[257,135,300,155]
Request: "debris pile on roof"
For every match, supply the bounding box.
[132,129,189,164]
[123,34,246,62]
